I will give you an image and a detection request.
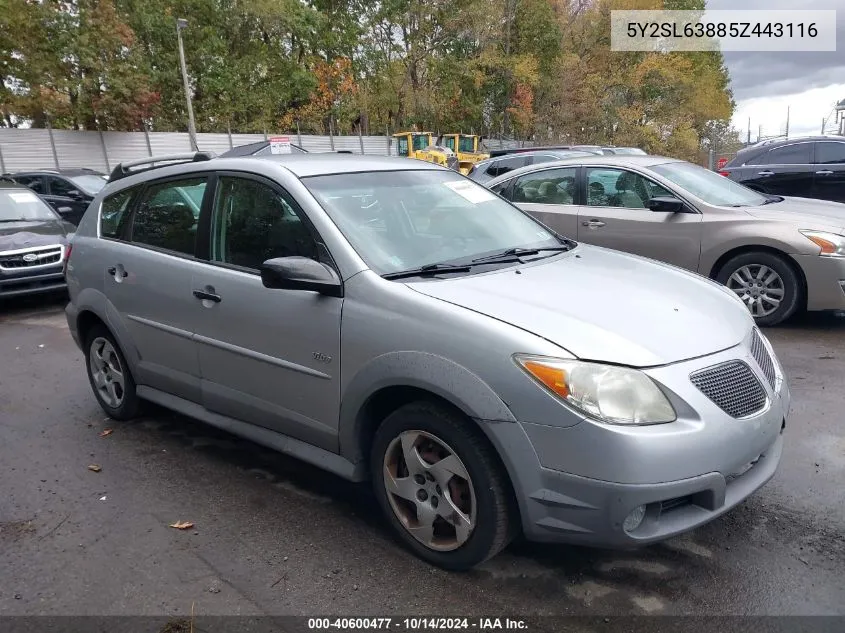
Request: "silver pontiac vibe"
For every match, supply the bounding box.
[65,153,789,569]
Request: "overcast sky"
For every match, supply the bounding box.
[707,0,845,139]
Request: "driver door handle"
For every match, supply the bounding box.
[107,266,128,278]
[193,289,222,303]
[582,220,606,228]
[757,170,774,176]
[815,170,834,176]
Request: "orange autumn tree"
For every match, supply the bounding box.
[280,57,357,134]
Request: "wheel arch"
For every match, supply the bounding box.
[708,244,808,309]
[338,352,517,474]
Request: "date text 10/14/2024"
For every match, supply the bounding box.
[307,618,528,631]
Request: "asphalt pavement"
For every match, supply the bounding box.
[1,295,844,623]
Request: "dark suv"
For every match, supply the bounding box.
[720,136,845,203]
[4,168,108,225]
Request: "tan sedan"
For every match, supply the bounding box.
[487,155,845,325]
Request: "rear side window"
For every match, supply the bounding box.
[512,168,578,204]
[815,142,845,164]
[486,156,528,178]
[15,175,46,193]
[130,177,207,255]
[100,189,136,239]
[755,143,812,165]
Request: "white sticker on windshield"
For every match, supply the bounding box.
[443,180,496,204]
[9,192,38,203]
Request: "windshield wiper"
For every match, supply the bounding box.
[761,195,784,205]
[381,263,472,280]
[471,245,573,264]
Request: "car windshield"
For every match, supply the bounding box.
[651,161,768,207]
[68,174,107,195]
[303,170,567,275]
[611,148,646,155]
[0,189,58,221]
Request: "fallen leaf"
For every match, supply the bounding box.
[169,521,194,530]
[88,464,102,473]
[99,429,113,437]
[99,495,107,501]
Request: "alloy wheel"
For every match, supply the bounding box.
[89,337,125,408]
[726,264,785,318]
[382,430,476,552]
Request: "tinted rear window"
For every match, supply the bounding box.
[815,142,845,164]
[755,143,812,165]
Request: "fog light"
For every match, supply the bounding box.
[623,505,646,533]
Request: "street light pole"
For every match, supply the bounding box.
[176,18,198,151]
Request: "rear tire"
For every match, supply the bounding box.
[371,401,515,570]
[84,324,141,420]
[716,251,801,326]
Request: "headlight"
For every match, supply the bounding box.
[800,230,845,257]
[515,355,676,425]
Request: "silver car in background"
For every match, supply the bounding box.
[487,155,845,325]
[66,153,788,569]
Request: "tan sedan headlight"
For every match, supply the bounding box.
[515,355,676,425]
[800,230,845,257]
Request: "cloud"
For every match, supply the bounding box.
[708,0,845,101]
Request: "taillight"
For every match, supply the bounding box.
[63,243,72,276]
[718,170,730,177]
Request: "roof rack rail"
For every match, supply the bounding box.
[108,152,215,182]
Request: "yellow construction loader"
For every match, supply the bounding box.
[392,132,459,171]
[438,134,489,175]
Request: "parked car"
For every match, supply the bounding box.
[4,168,107,225]
[0,181,73,299]
[487,154,845,325]
[488,145,645,158]
[65,152,788,569]
[720,135,845,203]
[219,140,308,157]
[467,150,597,183]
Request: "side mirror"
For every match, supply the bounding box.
[57,206,74,215]
[260,256,343,297]
[647,196,686,213]
[67,189,83,200]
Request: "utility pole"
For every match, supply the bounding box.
[785,106,790,139]
[747,117,751,144]
[176,18,198,151]
[758,124,762,143]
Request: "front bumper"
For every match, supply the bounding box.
[791,253,845,311]
[0,267,66,299]
[482,331,789,547]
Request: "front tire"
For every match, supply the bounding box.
[716,251,801,326]
[371,401,515,570]
[84,325,141,420]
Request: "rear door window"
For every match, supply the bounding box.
[512,168,578,204]
[47,176,76,197]
[130,177,208,256]
[756,143,813,165]
[15,175,46,194]
[815,142,845,164]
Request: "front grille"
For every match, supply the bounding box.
[690,361,767,418]
[750,328,777,389]
[0,245,63,270]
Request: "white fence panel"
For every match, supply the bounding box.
[102,131,152,171]
[1,128,527,172]
[0,129,55,172]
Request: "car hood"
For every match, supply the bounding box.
[745,197,845,232]
[0,220,69,251]
[407,245,750,368]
